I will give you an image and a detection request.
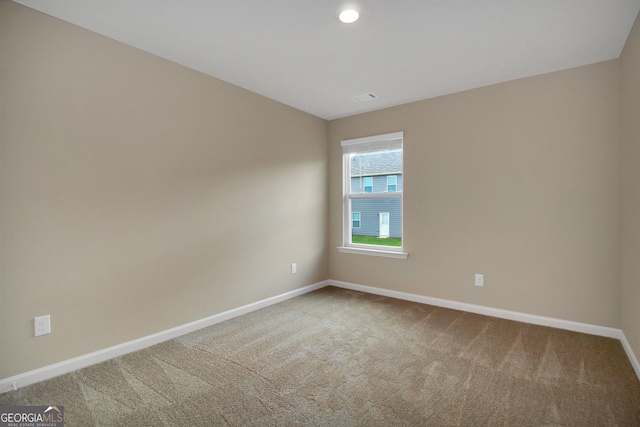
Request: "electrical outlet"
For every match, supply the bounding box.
[35,315,51,337]
[291,263,297,274]
[475,274,484,287]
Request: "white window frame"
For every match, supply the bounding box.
[337,131,408,259]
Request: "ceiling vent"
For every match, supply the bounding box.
[351,92,378,103]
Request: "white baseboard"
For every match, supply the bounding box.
[0,280,328,394]
[620,332,640,380]
[328,279,622,338]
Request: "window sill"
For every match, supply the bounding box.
[337,246,409,259]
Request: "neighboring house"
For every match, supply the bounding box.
[350,150,402,238]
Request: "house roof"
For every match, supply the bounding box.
[351,150,402,176]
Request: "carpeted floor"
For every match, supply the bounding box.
[2,286,640,426]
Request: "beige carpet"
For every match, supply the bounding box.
[2,286,640,426]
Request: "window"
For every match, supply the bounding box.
[352,212,361,228]
[363,177,373,193]
[387,175,397,193]
[338,131,408,259]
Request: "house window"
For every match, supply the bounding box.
[338,131,407,259]
[387,175,397,193]
[352,212,361,228]
[363,177,373,193]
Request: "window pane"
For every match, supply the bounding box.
[351,198,401,247]
[350,150,402,194]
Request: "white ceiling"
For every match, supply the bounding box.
[12,0,640,120]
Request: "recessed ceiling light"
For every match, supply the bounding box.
[339,9,359,24]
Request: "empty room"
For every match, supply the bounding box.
[1,0,640,425]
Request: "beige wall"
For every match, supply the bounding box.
[621,14,640,363]
[0,2,328,378]
[329,61,622,328]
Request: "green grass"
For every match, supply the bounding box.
[352,235,402,247]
